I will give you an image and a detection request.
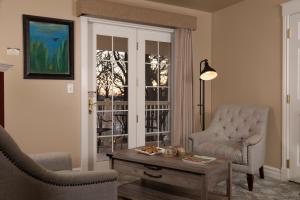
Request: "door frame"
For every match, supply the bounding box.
[80,16,173,171]
[281,0,300,181]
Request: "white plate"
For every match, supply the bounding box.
[134,147,164,156]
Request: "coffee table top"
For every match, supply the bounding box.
[107,149,229,175]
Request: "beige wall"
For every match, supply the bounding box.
[212,0,287,168]
[0,0,82,167]
[0,0,212,167]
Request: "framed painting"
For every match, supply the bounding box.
[23,15,74,80]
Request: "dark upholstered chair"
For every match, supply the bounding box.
[0,126,118,200]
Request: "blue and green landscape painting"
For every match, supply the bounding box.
[29,21,69,74]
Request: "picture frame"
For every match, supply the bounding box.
[23,15,74,80]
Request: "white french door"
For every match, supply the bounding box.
[137,30,172,148]
[288,13,300,182]
[86,20,173,170]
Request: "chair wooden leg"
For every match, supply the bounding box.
[259,166,264,179]
[247,174,254,191]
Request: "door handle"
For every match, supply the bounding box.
[88,97,97,114]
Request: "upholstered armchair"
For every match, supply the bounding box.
[189,105,269,191]
[0,126,118,200]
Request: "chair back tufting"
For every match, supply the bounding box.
[208,105,269,142]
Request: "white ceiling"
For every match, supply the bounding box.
[146,0,245,12]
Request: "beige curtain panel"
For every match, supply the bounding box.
[171,29,194,148]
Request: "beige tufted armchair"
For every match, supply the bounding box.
[189,105,269,191]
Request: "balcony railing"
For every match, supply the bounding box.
[96,100,170,111]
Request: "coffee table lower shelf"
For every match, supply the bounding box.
[118,180,229,200]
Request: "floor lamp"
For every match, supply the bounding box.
[199,59,218,131]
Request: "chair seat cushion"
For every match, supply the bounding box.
[193,141,246,164]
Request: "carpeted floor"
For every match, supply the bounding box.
[214,173,300,200]
[119,173,300,200]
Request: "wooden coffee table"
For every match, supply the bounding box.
[108,150,232,200]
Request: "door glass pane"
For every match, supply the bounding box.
[97,137,112,161]
[159,132,170,146]
[114,37,128,61]
[145,87,158,101]
[113,111,128,135]
[159,65,169,86]
[159,87,168,101]
[159,42,170,86]
[113,135,128,151]
[145,64,158,87]
[145,110,158,133]
[145,40,171,147]
[97,35,112,51]
[97,86,112,111]
[113,86,128,112]
[159,42,171,60]
[159,111,169,132]
[145,41,158,63]
[113,62,128,86]
[146,133,159,146]
[97,112,113,137]
[96,35,129,161]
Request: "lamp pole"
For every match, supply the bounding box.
[199,59,207,131]
[200,78,205,131]
[199,59,217,131]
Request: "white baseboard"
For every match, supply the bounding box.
[280,168,289,181]
[72,167,82,171]
[263,165,281,180]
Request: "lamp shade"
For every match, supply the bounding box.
[200,60,217,81]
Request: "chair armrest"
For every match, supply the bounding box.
[29,152,72,171]
[246,135,266,174]
[188,131,211,152]
[53,169,118,185]
[243,134,262,146]
[19,152,118,186]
